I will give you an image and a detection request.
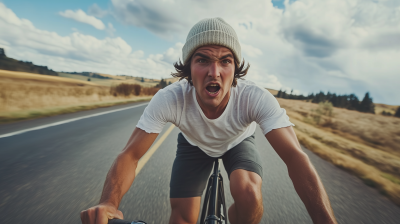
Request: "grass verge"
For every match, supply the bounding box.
[294,126,400,206]
[276,98,400,206]
[0,96,152,124]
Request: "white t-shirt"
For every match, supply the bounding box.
[136,79,294,157]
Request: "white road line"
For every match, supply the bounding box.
[0,102,148,139]
[136,124,175,175]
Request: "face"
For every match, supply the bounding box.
[190,45,235,111]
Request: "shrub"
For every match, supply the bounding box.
[110,83,142,96]
[311,101,334,125]
[382,110,392,116]
[317,101,334,117]
[110,83,159,97]
[133,84,141,96]
[141,87,160,96]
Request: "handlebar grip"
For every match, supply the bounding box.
[108,219,147,224]
[108,219,130,224]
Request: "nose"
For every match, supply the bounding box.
[207,61,220,79]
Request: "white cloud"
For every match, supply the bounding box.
[110,0,279,39]
[241,44,263,58]
[59,9,106,30]
[106,23,116,36]
[0,3,173,79]
[107,0,400,104]
[88,4,108,18]
[161,42,184,64]
[2,0,400,104]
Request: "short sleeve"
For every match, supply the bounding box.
[251,91,294,135]
[136,89,173,133]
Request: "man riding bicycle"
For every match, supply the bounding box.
[81,18,338,224]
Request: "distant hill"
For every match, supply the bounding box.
[0,48,58,76]
[266,88,278,96]
[62,71,114,79]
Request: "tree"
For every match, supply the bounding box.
[312,91,326,104]
[277,89,282,98]
[87,78,91,81]
[155,78,167,88]
[141,77,144,82]
[347,94,360,111]
[281,90,287,99]
[395,107,400,118]
[359,92,375,113]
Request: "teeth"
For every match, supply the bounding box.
[207,90,218,94]
[209,84,219,86]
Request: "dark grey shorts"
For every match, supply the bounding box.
[170,133,263,198]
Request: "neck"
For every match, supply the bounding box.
[196,90,230,119]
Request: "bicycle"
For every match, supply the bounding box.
[108,158,227,224]
[199,158,228,224]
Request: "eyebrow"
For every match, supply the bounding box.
[193,52,234,60]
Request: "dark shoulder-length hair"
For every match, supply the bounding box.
[171,57,250,87]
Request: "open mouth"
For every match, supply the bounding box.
[206,83,221,95]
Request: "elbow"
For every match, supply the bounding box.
[285,150,318,182]
[117,149,140,166]
[283,149,309,165]
[297,150,310,162]
[283,149,312,173]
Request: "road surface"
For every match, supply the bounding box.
[1,102,399,223]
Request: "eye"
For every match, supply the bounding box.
[197,58,207,63]
[222,59,231,64]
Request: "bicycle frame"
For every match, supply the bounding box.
[200,159,228,224]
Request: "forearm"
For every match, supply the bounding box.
[99,151,138,208]
[287,153,337,224]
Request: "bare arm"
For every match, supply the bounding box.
[81,127,158,224]
[266,126,337,224]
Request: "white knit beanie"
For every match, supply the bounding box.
[182,17,241,64]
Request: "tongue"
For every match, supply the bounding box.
[206,86,219,92]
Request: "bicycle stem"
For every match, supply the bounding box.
[207,159,221,224]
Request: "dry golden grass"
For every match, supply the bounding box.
[278,99,400,157]
[0,97,152,123]
[290,112,400,177]
[57,73,155,87]
[0,69,98,86]
[295,130,400,205]
[97,73,126,80]
[58,72,180,88]
[277,98,400,205]
[1,77,111,112]
[0,70,156,123]
[266,88,278,96]
[375,103,399,116]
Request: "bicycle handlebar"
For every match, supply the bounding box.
[108,219,147,224]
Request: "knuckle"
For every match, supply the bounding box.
[80,209,89,216]
[98,205,107,213]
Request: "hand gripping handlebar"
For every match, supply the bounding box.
[108,219,147,224]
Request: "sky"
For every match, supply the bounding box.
[0,0,399,105]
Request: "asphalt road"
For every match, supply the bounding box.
[1,102,400,224]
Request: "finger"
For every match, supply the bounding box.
[94,207,100,224]
[95,206,108,224]
[80,210,86,223]
[81,210,90,224]
[115,210,124,220]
